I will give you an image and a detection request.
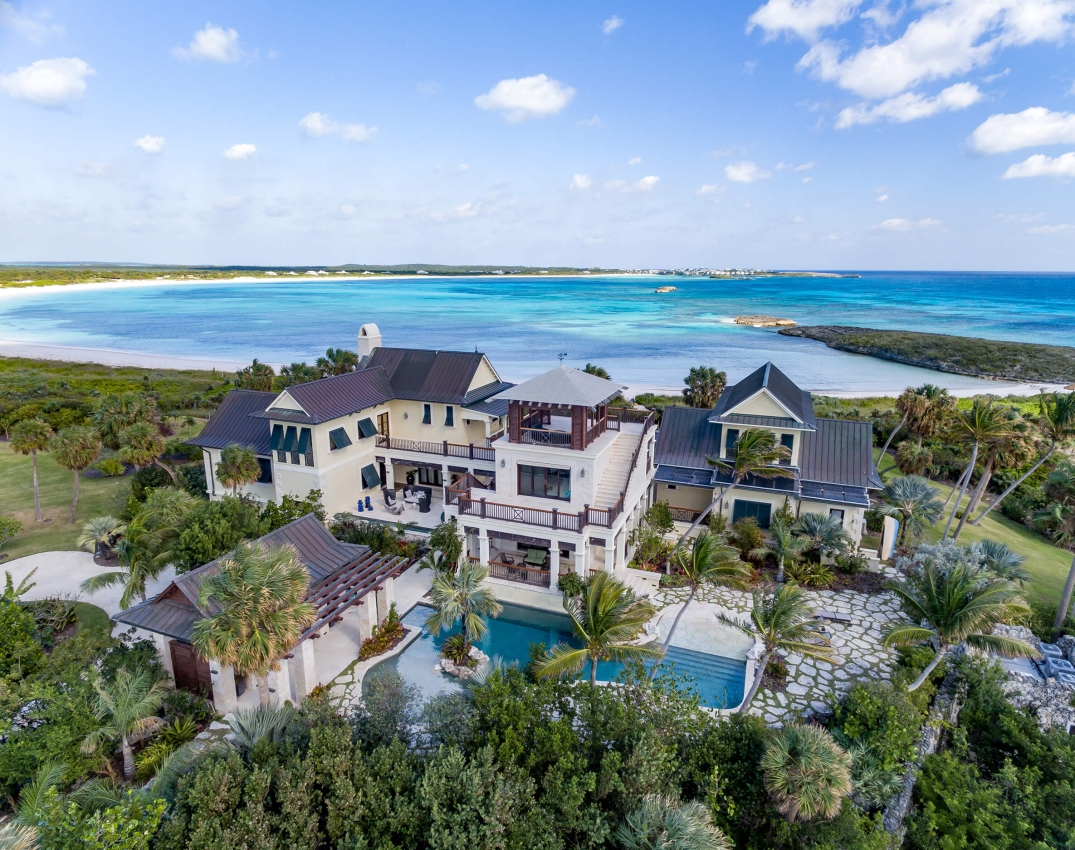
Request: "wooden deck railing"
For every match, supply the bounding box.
[376,435,495,462]
[519,428,572,447]
[669,506,703,523]
[487,561,551,588]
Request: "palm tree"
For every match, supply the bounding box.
[682,366,727,409]
[49,426,102,523]
[226,703,297,755]
[234,359,276,391]
[963,406,1031,518]
[653,531,749,673]
[0,822,37,850]
[81,668,168,782]
[616,794,731,850]
[77,515,127,559]
[792,512,851,563]
[724,583,834,713]
[883,562,1035,691]
[216,444,262,495]
[277,362,320,387]
[676,429,794,548]
[425,560,503,655]
[535,571,660,686]
[750,515,806,583]
[82,487,196,608]
[1031,471,1075,638]
[944,398,1013,539]
[92,393,158,450]
[876,475,945,546]
[977,540,1030,585]
[119,421,176,482]
[762,723,852,822]
[10,418,53,522]
[876,386,928,469]
[907,384,955,448]
[971,391,1075,526]
[582,363,611,379]
[192,541,317,707]
[894,441,933,476]
[316,347,359,377]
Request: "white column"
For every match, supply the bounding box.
[384,462,396,491]
[616,531,627,573]
[478,527,490,566]
[210,664,238,714]
[292,638,319,702]
[274,658,296,704]
[604,539,616,572]
[356,598,377,643]
[576,539,590,577]
[375,577,395,623]
[154,634,176,682]
[549,538,560,577]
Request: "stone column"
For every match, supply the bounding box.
[375,577,395,623]
[210,664,238,714]
[356,598,377,643]
[478,527,490,566]
[292,638,318,702]
[154,634,175,682]
[274,658,297,704]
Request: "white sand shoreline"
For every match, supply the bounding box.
[0,338,1065,399]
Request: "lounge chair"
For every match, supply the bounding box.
[813,610,852,624]
[383,490,405,515]
[524,548,549,569]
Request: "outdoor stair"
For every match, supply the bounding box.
[620,571,656,598]
[594,433,642,509]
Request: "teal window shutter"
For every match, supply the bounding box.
[445,405,454,427]
[269,424,284,451]
[329,427,352,450]
[297,428,312,454]
[422,404,432,425]
[282,426,298,452]
[360,464,380,489]
[357,417,377,439]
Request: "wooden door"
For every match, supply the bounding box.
[170,640,213,697]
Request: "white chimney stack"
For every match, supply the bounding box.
[358,323,382,358]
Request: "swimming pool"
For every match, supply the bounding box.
[366,602,746,710]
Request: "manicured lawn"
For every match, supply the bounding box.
[74,601,112,635]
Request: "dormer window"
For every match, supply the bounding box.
[724,429,740,459]
[445,405,454,427]
[780,434,794,465]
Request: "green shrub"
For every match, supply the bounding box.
[0,597,44,679]
[95,457,126,477]
[260,488,326,530]
[557,572,585,597]
[836,549,870,575]
[35,788,166,850]
[831,681,922,770]
[176,463,207,498]
[171,496,266,573]
[0,513,22,551]
[731,517,764,558]
[358,604,405,661]
[129,465,173,503]
[785,560,835,587]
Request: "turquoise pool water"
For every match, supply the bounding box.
[367,602,746,710]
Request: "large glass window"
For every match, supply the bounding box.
[445,405,454,427]
[518,464,571,501]
[418,467,442,486]
[724,428,740,459]
[780,434,794,465]
[732,499,772,529]
[256,457,273,484]
[422,403,432,425]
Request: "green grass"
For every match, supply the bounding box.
[74,601,112,635]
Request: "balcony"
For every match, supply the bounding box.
[375,435,495,462]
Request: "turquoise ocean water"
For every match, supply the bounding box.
[2,271,1073,392]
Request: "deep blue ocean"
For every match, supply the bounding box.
[2,271,1073,393]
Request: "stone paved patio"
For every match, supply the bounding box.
[652,578,907,724]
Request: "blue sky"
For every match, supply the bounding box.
[2,0,1074,270]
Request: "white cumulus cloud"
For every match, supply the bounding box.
[1027,223,1072,233]
[748,0,864,41]
[298,112,377,141]
[0,57,93,106]
[173,23,241,63]
[876,193,889,202]
[134,135,165,153]
[726,161,771,183]
[626,156,642,165]
[1002,152,1075,179]
[224,143,257,160]
[696,184,722,195]
[872,217,942,231]
[969,107,1075,154]
[569,174,592,190]
[836,82,982,128]
[475,74,575,122]
[794,0,1075,100]
[602,15,624,34]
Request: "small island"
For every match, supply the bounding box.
[655,285,677,293]
[734,315,797,327]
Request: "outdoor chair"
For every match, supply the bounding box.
[524,548,549,569]
[383,490,405,515]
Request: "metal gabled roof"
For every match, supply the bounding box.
[711,362,817,430]
[367,347,494,404]
[799,418,877,489]
[653,406,723,469]
[186,389,276,455]
[491,366,624,409]
[262,368,396,425]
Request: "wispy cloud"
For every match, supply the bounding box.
[416,80,440,96]
[569,174,592,190]
[75,161,111,177]
[1002,152,1075,179]
[1027,223,1071,233]
[836,83,982,128]
[0,1,63,42]
[0,57,94,107]
[875,193,889,202]
[626,156,642,166]
[173,23,242,63]
[134,135,165,153]
[577,115,603,128]
[298,111,376,141]
[475,74,575,122]
[602,15,624,34]
[696,184,722,195]
[726,161,771,183]
[872,217,942,231]
[214,194,246,210]
[604,175,659,192]
[224,143,257,160]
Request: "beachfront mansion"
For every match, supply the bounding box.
[191,328,878,603]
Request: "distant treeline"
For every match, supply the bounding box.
[780,325,1075,385]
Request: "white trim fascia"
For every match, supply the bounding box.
[723,387,801,422]
[268,389,309,414]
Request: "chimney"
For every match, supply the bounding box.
[358,323,382,358]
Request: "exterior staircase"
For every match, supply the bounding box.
[594,433,642,509]
[620,571,657,598]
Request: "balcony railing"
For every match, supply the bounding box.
[484,560,551,588]
[376,435,495,462]
[519,428,572,447]
[669,506,703,523]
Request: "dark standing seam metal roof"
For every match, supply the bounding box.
[653,407,723,469]
[257,368,396,425]
[112,514,371,642]
[464,396,512,418]
[185,390,276,455]
[366,347,496,404]
[799,418,877,489]
[463,380,514,406]
[710,362,817,430]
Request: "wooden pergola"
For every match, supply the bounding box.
[298,550,410,642]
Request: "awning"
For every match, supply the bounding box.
[297,428,312,454]
[357,417,378,439]
[329,427,352,450]
[282,426,298,453]
[269,424,284,452]
[361,464,380,489]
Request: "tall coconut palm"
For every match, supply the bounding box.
[316,347,359,377]
[943,398,1013,538]
[616,794,731,850]
[676,429,794,549]
[907,384,955,448]
[971,391,1075,526]
[81,487,196,608]
[425,560,503,655]
[792,512,851,563]
[883,562,1035,691]
[876,386,928,469]
[192,541,317,708]
[119,421,176,482]
[750,514,805,583]
[77,515,127,559]
[682,366,727,409]
[1030,469,1075,638]
[762,723,852,822]
[652,531,749,676]
[10,418,53,522]
[216,444,262,495]
[81,667,168,782]
[49,426,102,523]
[876,475,945,546]
[535,571,660,686]
[234,359,276,391]
[724,583,834,713]
[92,393,158,450]
[277,362,320,387]
[963,406,1031,518]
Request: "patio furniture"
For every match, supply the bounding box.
[364,496,373,511]
[356,501,364,513]
[501,554,515,565]
[813,610,852,624]
[383,490,405,515]
[403,493,421,510]
[524,548,549,569]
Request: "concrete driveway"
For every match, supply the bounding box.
[2,550,176,619]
